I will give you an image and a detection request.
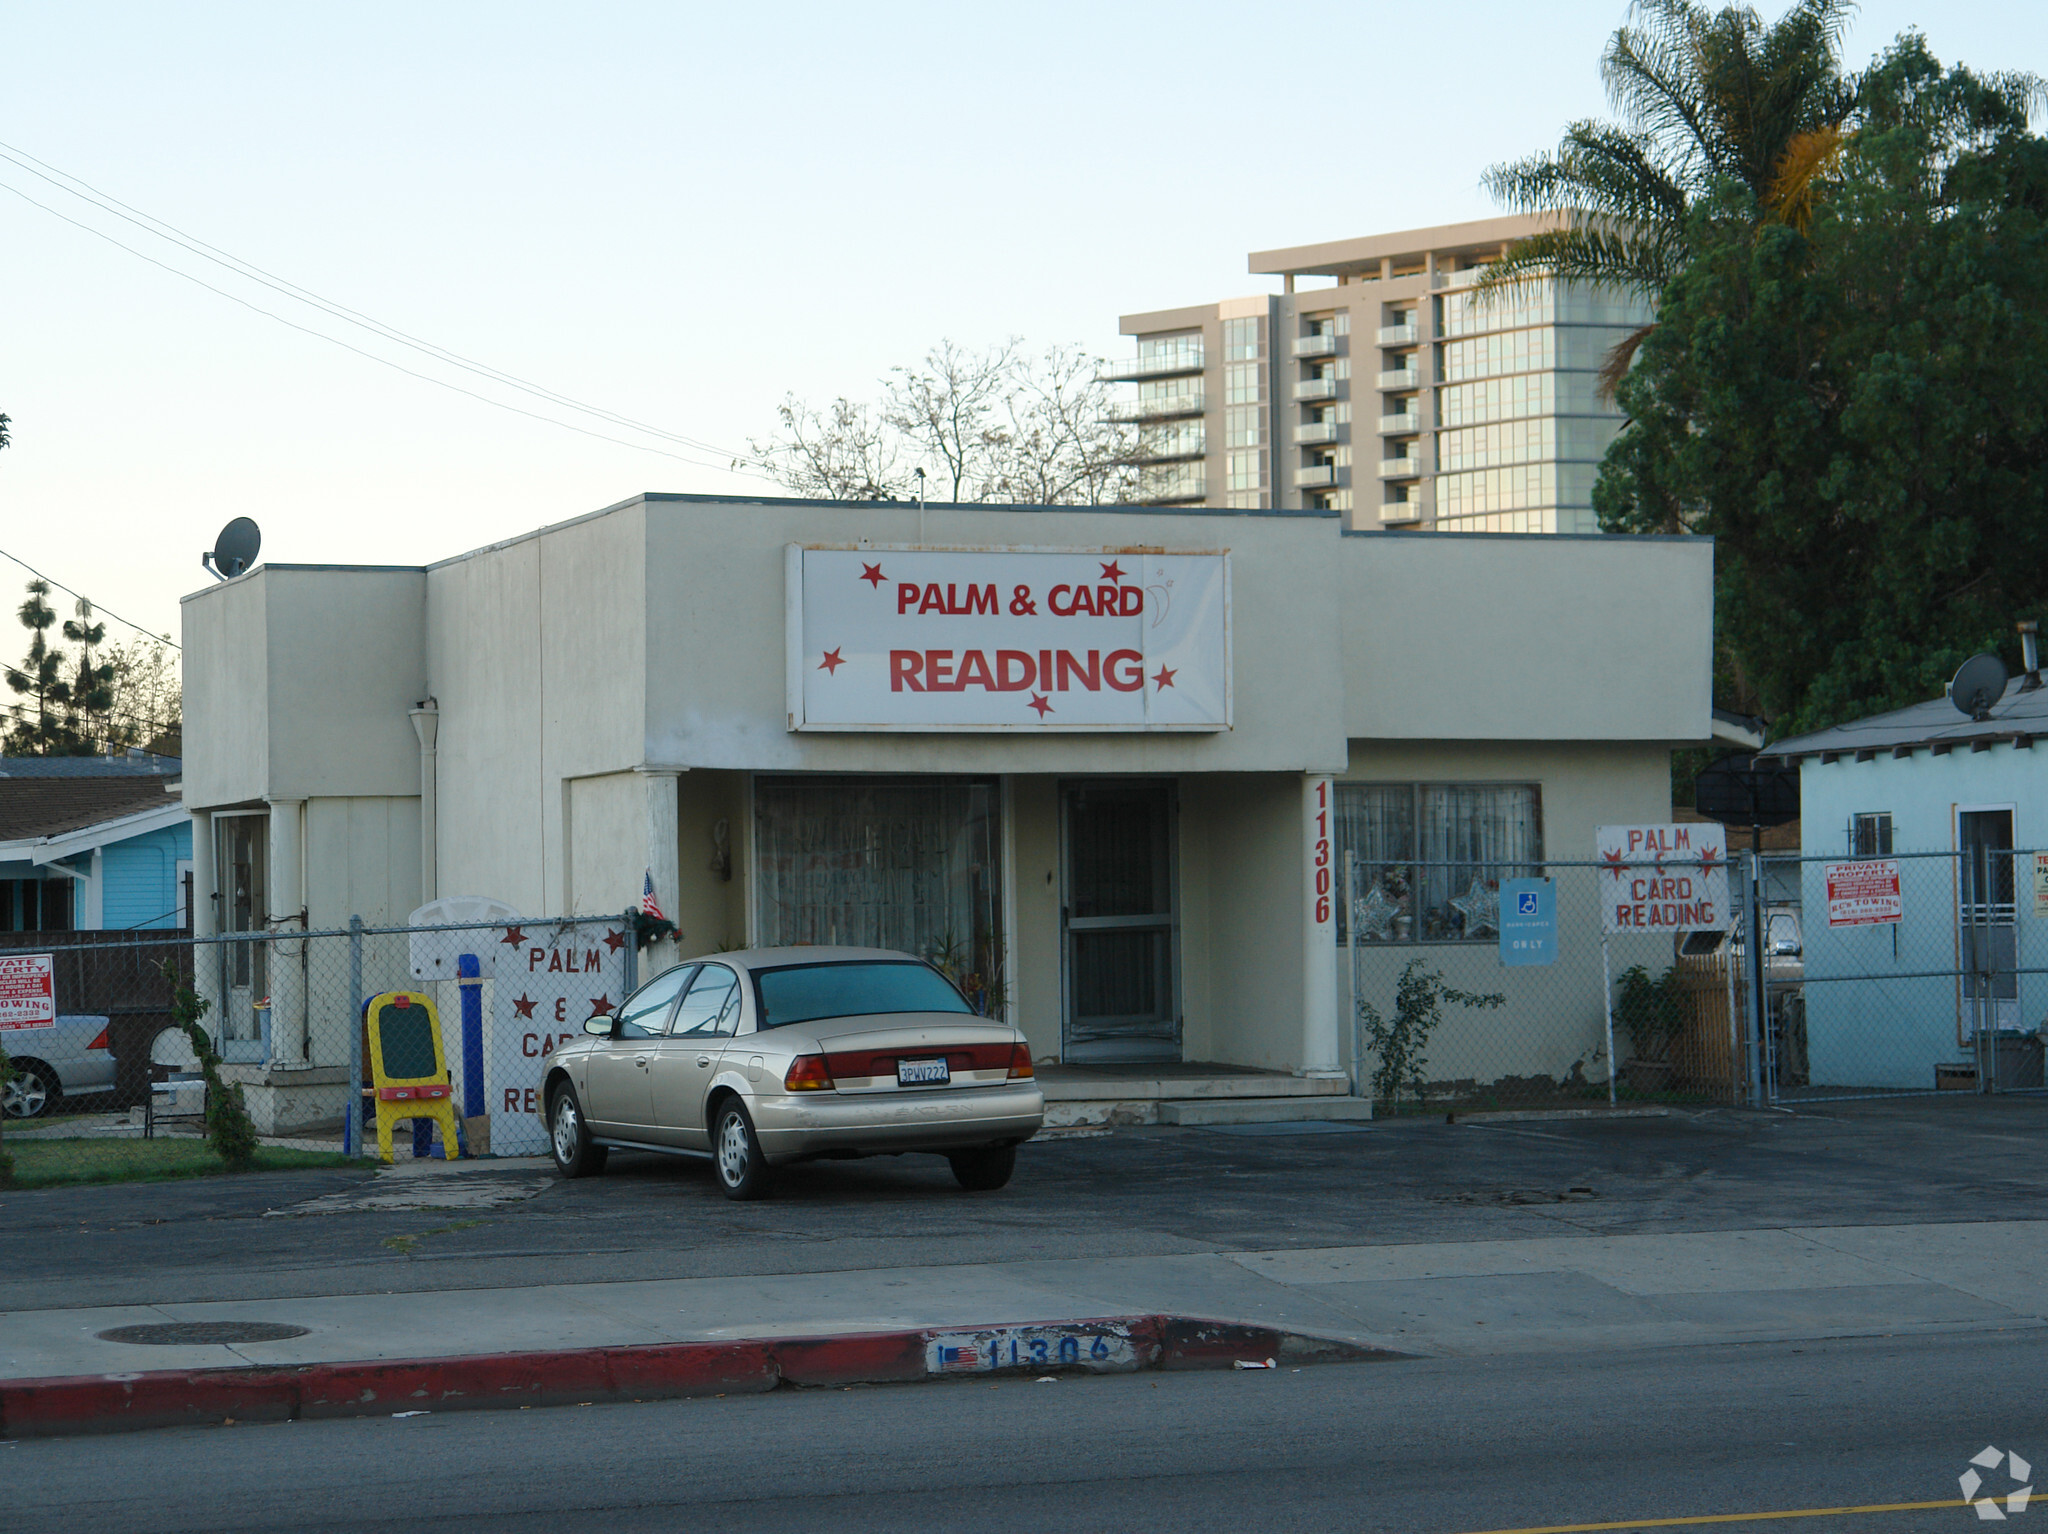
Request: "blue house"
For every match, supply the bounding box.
[0,755,192,932]
[1762,659,2048,1091]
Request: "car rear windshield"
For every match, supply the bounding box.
[752,961,973,1029]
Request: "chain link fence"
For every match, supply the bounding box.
[1,913,637,1182]
[1760,847,2048,1104]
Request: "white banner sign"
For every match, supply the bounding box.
[1595,823,1731,934]
[787,546,1230,731]
[0,953,56,1030]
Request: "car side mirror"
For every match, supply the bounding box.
[584,1016,615,1037]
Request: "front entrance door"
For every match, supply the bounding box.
[1062,781,1179,1062]
[1958,807,2020,1035]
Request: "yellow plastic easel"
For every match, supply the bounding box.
[364,989,462,1163]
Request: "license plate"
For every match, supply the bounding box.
[897,1056,951,1086]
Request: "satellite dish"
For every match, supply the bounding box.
[1949,653,2009,721]
[201,517,262,582]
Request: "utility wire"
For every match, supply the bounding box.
[0,141,755,464]
[0,170,780,481]
[0,545,179,648]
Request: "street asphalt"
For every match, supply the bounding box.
[7,1327,2041,1533]
[2,1096,2045,1310]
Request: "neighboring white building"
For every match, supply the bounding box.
[180,493,1716,1117]
[1763,657,2048,1090]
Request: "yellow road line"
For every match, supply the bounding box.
[1456,1499,1969,1534]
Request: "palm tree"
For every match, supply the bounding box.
[1481,0,1858,391]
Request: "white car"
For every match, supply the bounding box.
[1,1015,117,1119]
[540,947,1043,1199]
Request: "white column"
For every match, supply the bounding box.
[1300,773,1342,1076]
[410,700,439,906]
[190,810,221,1042]
[640,768,682,970]
[267,797,308,1066]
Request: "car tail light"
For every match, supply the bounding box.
[1006,1042,1034,1080]
[785,1054,835,1092]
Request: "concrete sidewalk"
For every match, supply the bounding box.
[6,1216,2044,1386]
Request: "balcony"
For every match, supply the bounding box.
[1102,350,1205,382]
[1375,323,1418,346]
[1378,456,1423,479]
[1378,413,1421,435]
[1294,420,1338,445]
[1134,478,1208,506]
[1294,376,1338,401]
[1295,463,1339,489]
[1106,391,1205,423]
[1292,333,1338,359]
[1376,368,1420,390]
[1381,503,1426,524]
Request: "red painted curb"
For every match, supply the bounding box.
[0,1316,1395,1439]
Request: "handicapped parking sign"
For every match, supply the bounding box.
[1499,878,1557,967]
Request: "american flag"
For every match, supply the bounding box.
[641,869,667,922]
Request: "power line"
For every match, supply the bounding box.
[0,141,755,464]
[0,167,781,482]
[0,546,179,649]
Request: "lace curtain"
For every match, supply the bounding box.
[1335,783,1543,943]
[753,776,1003,1007]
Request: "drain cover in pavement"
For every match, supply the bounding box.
[97,1321,311,1346]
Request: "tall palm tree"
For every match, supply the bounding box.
[1482,0,1858,390]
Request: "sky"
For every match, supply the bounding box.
[3,1,2045,649]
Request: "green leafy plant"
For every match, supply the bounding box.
[1615,963,1686,1061]
[925,931,1009,1019]
[1358,960,1506,1107]
[155,959,259,1170]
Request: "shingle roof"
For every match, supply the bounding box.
[1761,679,2048,762]
[0,754,181,779]
[0,778,179,844]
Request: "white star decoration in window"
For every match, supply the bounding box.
[1353,886,1400,941]
[1450,877,1499,937]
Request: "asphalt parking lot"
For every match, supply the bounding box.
[3,1096,2046,1310]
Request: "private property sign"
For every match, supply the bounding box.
[786,546,1230,731]
[1824,859,1903,927]
[1595,823,1731,935]
[0,953,56,1030]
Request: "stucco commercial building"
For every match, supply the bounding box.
[181,493,1714,1102]
[1111,215,1651,532]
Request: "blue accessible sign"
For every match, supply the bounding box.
[1499,878,1558,966]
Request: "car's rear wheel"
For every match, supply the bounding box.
[949,1144,1016,1192]
[2,1059,58,1120]
[547,1082,607,1178]
[713,1099,771,1201]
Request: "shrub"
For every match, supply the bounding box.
[1358,960,1506,1106]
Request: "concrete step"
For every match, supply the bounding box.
[1157,1096,1376,1127]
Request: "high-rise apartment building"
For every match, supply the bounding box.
[1108,215,1651,533]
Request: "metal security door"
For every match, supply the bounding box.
[1061,781,1180,1063]
[1958,808,2020,1038]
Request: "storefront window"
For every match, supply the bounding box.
[753,776,1005,1015]
[1334,783,1543,943]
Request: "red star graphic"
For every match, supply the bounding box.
[500,925,527,948]
[1698,845,1723,873]
[512,993,537,1019]
[1028,694,1053,718]
[860,562,885,588]
[819,647,845,675]
[1599,848,1627,882]
[603,928,626,952]
[588,994,615,1019]
[1099,560,1126,581]
[1152,665,1177,689]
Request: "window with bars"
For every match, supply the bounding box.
[1851,812,1893,858]
[1333,783,1544,943]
